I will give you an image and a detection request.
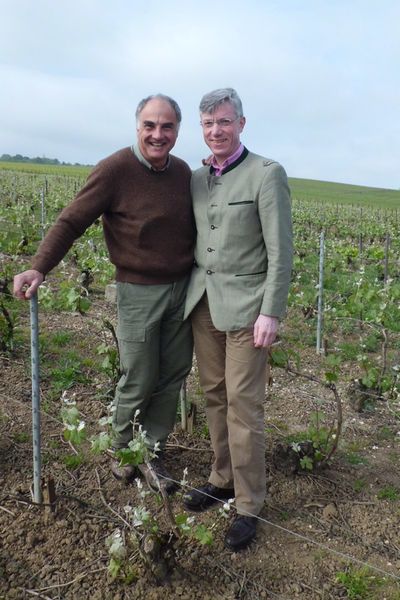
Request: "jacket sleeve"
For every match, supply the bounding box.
[258,162,293,318]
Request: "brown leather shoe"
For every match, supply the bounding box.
[110,458,136,482]
[224,515,257,551]
[183,482,235,512]
[138,458,178,495]
[108,448,136,482]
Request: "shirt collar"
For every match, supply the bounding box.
[210,143,244,176]
[132,144,170,172]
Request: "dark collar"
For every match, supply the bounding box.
[210,146,249,176]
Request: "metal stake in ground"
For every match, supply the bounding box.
[316,231,325,354]
[40,188,46,240]
[30,293,42,503]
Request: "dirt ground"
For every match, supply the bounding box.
[1,282,400,600]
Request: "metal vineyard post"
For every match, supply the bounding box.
[30,293,42,503]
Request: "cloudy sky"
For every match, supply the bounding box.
[1,0,399,189]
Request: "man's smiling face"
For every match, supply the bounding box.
[201,101,245,165]
[136,98,179,169]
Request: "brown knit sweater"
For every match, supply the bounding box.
[32,147,195,284]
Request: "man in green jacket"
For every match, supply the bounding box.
[183,88,293,551]
[13,94,195,495]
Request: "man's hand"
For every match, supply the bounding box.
[202,154,213,166]
[13,270,44,300]
[253,314,279,348]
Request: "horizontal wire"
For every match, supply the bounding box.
[2,392,398,585]
[150,471,400,584]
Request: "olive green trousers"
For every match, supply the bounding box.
[112,278,193,450]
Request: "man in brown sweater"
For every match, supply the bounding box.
[13,94,195,494]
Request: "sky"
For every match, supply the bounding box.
[1,0,399,189]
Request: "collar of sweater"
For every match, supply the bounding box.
[131,144,171,172]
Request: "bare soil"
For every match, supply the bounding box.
[1,274,400,599]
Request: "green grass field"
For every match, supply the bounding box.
[0,161,91,177]
[1,162,399,208]
[289,177,400,209]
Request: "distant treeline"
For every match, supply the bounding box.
[0,153,91,167]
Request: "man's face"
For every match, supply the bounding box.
[136,98,179,169]
[200,101,245,165]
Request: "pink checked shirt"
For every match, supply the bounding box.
[211,143,244,176]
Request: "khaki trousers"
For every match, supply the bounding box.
[113,278,193,450]
[191,294,268,515]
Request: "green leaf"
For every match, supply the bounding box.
[269,347,288,368]
[325,371,338,383]
[194,524,213,545]
[175,513,189,526]
[117,447,145,467]
[108,557,121,579]
[300,456,314,471]
[91,431,112,454]
[78,296,91,313]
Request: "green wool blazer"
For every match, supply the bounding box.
[184,150,293,331]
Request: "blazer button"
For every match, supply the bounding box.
[206,269,214,275]
[210,225,216,230]
[207,247,214,252]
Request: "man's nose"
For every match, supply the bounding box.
[210,122,223,134]
[152,125,163,138]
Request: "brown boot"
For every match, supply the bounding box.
[138,457,178,495]
[108,449,136,482]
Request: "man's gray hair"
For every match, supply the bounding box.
[199,88,244,117]
[135,94,182,126]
